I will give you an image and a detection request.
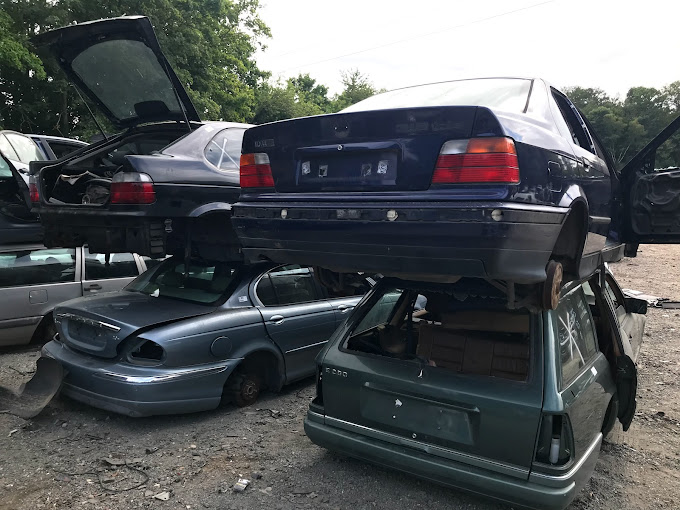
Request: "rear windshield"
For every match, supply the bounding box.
[343,78,532,113]
[126,256,241,305]
[71,39,182,123]
[347,279,532,381]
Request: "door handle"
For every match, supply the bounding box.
[336,304,352,313]
[269,314,285,324]
[86,283,102,291]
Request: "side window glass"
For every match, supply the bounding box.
[204,128,245,172]
[267,265,318,305]
[552,91,594,153]
[354,289,405,334]
[0,248,76,288]
[555,287,598,385]
[50,142,82,159]
[85,249,138,280]
[0,134,19,161]
[255,274,277,306]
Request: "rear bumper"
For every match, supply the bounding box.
[304,411,601,510]
[233,201,567,283]
[42,340,240,417]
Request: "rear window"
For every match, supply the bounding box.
[125,256,241,305]
[346,280,532,382]
[343,78,532,113]
[5,133,46,163]
[204,128,246,172]
[71,39,182,123]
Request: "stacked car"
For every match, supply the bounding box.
[6,14,680,510]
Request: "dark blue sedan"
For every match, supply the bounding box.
[232,78,680,308]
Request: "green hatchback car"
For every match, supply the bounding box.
[305,269,645,510]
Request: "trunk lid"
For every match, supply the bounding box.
[318,284,545,476]
[242,106,497,192]
[34,16,200,130]
[55,291,215,358]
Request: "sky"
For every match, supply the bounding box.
[255,0,680,99]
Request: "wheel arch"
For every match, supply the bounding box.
[552,191,589,278]
[231,346,286,392]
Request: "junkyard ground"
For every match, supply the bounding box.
[1,245,679,510]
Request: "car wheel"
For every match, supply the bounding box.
[228,371,262,407]
[542,260,563,310]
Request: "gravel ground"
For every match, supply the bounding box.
[1,245,679,510]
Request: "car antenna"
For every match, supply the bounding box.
[72,84,108,141]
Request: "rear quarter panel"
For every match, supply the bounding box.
[137,307,280,368]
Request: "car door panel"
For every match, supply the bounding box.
[0,247,80,346]
[621,114,680,246]
[589,274,638,430]
[328,296,363,327]
[81,249,142,294]
[254,266,337,383]
[261,301,336,382]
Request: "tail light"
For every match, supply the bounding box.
[29,175,39,203]
[534,414,573,466]
[110,173,155,204]
[431,137,519,185]
[240,153,274,188]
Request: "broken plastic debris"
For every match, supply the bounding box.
[153,492,171,501]
[622,289,669,307]
[233,478,250,493]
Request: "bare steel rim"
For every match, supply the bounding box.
[542,260,563,310]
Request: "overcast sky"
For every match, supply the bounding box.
[255,0,680,98]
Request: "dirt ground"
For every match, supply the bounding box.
[1,245,679,510]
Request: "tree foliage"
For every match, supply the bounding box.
[251,70,380,124]
[0,0,270,137]
[565,83,680,168]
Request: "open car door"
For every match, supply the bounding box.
[620,115,680,255]
[0,152,42,244]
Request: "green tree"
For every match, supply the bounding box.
[331,69,380,111]
[287,73,331,112]
[251,81,324,124]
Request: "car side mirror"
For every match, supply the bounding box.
[624,297,648,315]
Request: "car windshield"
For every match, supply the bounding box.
[126,256,241,305]
[343,78,532,113]
[71,39,182,123]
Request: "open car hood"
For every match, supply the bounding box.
[34,16,201,129]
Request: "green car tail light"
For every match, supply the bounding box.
[535,413,574,466]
